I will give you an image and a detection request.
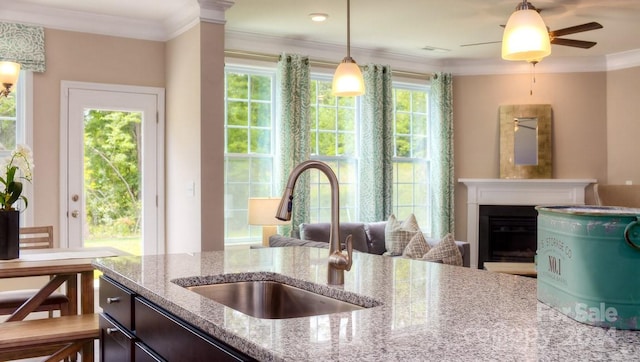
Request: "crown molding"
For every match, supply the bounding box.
[225,30,445,75]
[198,0,235,24]
[606,49,640,71]
[444,56,608,76]
[0,0,172,41]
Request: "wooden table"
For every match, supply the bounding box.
[0,247,120,361]
[483,262,537,277]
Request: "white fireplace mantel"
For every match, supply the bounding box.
[459,178,596,269]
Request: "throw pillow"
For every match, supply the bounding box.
[421,233,463,266]
[402,232,431,259]
[384,214,420,256]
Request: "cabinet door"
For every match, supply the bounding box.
[100,314,134,362]
[134,342,165,362]
[134,297,252,361]
[100,276,135,330]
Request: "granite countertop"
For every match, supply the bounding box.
[93,246,640,361]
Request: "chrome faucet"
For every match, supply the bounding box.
[276,160,353,285]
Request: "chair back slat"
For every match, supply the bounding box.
[19,226,54,250]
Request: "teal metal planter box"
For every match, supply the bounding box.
[536,205,640,330]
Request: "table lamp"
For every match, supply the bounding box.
[248,197,290,246]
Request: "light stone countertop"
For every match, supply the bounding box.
[93,246,640,361]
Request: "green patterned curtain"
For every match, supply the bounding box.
[359,64,393,222]
[0,22,46,72]
[276,53,310,236]
[429,72,455,237]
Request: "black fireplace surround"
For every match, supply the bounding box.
[478,205,537,270]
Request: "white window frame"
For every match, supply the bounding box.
[308,74,360,223]
[391,82,431,234]
[222,62,433,243]
[223,65,278,244]
[0,71,34,225]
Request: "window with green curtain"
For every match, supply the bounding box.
[223,64,433,244]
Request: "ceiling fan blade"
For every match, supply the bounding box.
[551,38,597,49]
[460,40,501,47]
[550,22,603,37]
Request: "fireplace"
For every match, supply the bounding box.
[460,178,595,268]
[478,205,537,270]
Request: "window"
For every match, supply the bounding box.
[224,67,276,244]
[0,72,33,223]
[308,77,358,223]
[0,74,26,155]
[223,64,432,244]
[392,84,430,233]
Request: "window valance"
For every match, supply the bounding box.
[0,22,45,72]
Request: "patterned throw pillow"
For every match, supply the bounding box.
[402,232,431,259]
[384,214,420,256]
[421,233,463,266]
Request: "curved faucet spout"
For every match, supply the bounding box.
[276,160,353,285]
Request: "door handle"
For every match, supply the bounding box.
[71,210,79,218]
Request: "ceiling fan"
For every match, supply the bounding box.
[461,1,604,49]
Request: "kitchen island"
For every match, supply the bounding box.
[93,246,639,361]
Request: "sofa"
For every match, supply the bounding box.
[269,221,470,267]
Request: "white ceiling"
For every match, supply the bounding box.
[2,0,640,66]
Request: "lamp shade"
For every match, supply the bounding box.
[0,61,20,86]
[501,9,551,61]
[248,198,290,226]
[331,58,365,97]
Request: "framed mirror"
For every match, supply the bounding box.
[499,104,552,179]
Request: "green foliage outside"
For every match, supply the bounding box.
[0,95,17,151]
[84,110,142,239]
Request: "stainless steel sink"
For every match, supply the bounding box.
[184,280,366,319]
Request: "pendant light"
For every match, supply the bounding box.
[332,0,365,97]
[501,1,551,62]
[0,61,21,98]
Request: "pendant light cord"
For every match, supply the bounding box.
[346,0,351,59]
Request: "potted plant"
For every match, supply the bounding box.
[0,144,34,259]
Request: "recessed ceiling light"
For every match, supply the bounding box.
[309,13,329,22]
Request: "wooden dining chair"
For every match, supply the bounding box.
[0,226,71,317]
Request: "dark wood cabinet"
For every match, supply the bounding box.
[100,314,135,362]
[99,276,254,362]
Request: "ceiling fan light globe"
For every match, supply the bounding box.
[501,9,551,61]
[332,59,365,97]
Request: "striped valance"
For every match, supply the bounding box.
[0,22,45,72]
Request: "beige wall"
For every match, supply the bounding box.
[453,71,608,242]
[164,22,226,253]
[32,29,165,246]
[606,66,640,185]
[199,22,226,251]
[165,25,202,253]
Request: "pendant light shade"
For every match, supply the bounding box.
[0,61,21,98]
[332,57,365,96]
[501,6,551,62]
[332,0,365,97]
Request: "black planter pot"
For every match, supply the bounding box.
[0,210,20,260]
